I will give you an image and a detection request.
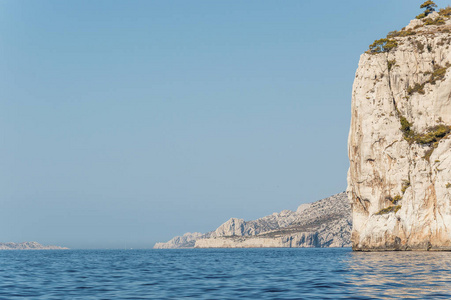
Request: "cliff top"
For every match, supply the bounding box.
[367,4,451,54]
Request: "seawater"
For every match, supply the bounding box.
[0,248,450,299]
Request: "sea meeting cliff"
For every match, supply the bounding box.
[347,7,451,251]
[156,4,451,252]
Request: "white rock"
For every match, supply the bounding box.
[154,193,351,249]
[405,19,424,31]
[347,16,451,251]
[153,232,203,249]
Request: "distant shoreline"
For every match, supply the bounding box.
[0,242,68,250]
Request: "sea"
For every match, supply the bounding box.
[0,248,450,299]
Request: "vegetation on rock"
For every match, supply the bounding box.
[376,205,402,215]
[353,1,451,250]
[401,180,410,194]
[439,6,451,17]
[392,195,402,204]
[397,104,451,160]
[368,38,398,54]
[407,64,450,96]
[387,30,416,38]
[430,64,449,84]
[369,1,450,55]
[424,16,446,25]
[387,59,397,71]
[399,112,413,138]
[417,1,438,19]
[407,83,426,95]
[385,180,409,209]
[401,123,450,145]
[414,40,425,52]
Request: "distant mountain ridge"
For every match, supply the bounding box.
[154,192,351,248]
[0,242,68,250]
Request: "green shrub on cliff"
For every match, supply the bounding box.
[439,6,451,17]
[376,205,402,215]
[415,41,425,52]
[367,1,451,56]
[402,123,450,145]
[399,114,413,138]
[387,59,397,71]
[368,38,398,54]
[407,83,426,95]
[406,64,449,96]
[417,1,438,19]
[430,65,448,84]
[393,195,402,202]
[413,125,451,144]
[424,17,446,25]
[397,104,451,148]
[387,30,416,38]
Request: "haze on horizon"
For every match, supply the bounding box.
[1,0,438,249]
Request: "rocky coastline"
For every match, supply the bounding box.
[154,192,351,249]
[0,242,68,250]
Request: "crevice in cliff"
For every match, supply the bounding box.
[354,194,369,213]
[384,140,398,150]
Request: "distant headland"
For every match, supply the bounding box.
[154,192,351,249]
[0,242,68,250]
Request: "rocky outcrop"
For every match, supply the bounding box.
[194,233,321,248]
[153,232,203,249]
[154,192,351,248]
[0,242,68,250]
[210,209,300,238]
[347,11,451,251]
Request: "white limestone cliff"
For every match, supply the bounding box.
[154,192,351,249]
[347,12,451,251]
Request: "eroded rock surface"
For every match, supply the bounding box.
[153,232,203,249]
[347,13,451,251]
[154,192,351,248]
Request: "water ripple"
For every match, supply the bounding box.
[0,249,450,299]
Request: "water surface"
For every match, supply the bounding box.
[0,248,449,299]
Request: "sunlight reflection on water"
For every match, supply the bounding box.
[346,251,451,299]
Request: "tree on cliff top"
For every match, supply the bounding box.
[368,38,398,54]
[417,1,438,19]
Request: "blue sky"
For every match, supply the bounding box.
[1,0,446,249]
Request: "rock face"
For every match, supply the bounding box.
[0,242,68,250]
[347,13,451,251]
[154,192,351,249]
[153,232,203,249]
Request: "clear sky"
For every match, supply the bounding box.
[1,0,446,249]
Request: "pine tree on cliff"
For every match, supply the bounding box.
[417,1,438,19]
